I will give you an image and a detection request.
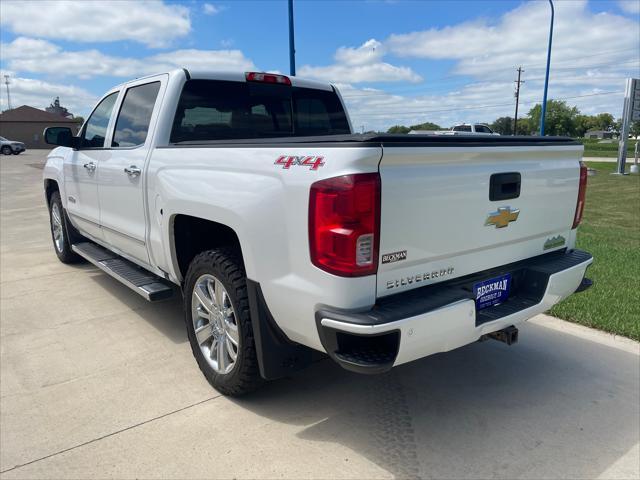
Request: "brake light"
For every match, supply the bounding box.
[309,173,381,277]
[572,161,588,229]
[245,72,291,86]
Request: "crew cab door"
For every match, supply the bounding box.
[97,78,164,265]
[64,91,119,240]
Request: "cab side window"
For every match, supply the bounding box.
[112,82,161,148]
[475,125,492,134]
[80,92,118,148]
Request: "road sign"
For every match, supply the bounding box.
[632,85,640,121]
[616,78,640,174]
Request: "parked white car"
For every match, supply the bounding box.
[451,123,500,135]
[0,136,26,155]
[42,70,592,395]
[409,124,499,136]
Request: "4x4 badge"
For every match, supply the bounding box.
[485,206,520,228]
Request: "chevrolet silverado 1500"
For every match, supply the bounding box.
[43,69,592,395]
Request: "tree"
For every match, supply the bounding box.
[490,116,513,135]
[528,100,580,136]
[387,125,410,134]
[575,115,595,137]
[409,121,441,131]
[593,113,615,132]
[630,121,640,138]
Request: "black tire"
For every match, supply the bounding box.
[184,248,263,396]
[48,191,84,263]
[12,151,21,155]
[1,146,12,155]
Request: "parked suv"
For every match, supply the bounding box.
[0,136,26,155]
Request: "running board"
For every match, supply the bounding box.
[72,242,175,302]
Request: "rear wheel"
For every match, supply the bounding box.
[184,249,263,396]
[48,191,83,263]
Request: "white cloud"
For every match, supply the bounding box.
[0,0,190,48]
[298,39,421,84]
[327,0,638,131]
[386,0,638,79]
[0,70,97,115]
[335,39,386,66]
[1,38,257,79]
[339,78,629,133]
[203,3,221,15]
[617,0,640,14]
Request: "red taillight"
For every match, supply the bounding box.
[245,72,291,86]
[572,161,588,229]
[309,173,381,277]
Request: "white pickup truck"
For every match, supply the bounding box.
[43,69,592,395]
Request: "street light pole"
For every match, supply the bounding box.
[288,0,296,76]
[539,0,554,136]
[3,75,11,111]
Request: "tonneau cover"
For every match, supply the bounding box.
[168,134,580,147]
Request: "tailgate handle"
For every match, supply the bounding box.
[490,172,521,201]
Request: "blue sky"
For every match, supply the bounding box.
[1,0,639,130]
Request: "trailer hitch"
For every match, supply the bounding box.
[482,325,519,346]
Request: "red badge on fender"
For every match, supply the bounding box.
[274,155,325,170]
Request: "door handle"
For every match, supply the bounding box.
[124,165,141,177]
[83,162,96,173]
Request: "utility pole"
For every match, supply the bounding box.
[288,0,296,76]
[3,75,11,111]
[513,67,524,135]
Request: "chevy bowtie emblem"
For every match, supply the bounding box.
[485,206,520,228]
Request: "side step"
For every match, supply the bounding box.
[72,242,175,302]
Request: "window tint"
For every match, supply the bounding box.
[475,125,492,133]
[453,125,472,132]
[81,92,118,148]
[112,82,160,147]
[170,80,350,143]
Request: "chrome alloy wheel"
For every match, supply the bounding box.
[51,203,64,253]
[191,274,239,375]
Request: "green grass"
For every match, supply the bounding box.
[550,162,640,340]
[580,138,637,158]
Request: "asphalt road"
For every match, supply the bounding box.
[1,150,638,479]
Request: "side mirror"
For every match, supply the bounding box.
[44,127,78,148]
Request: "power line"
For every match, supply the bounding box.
[341,59,639,99]
[351,91,623,118]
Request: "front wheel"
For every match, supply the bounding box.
[184,249,263,396]
[1,146,12,155]
[48,191,83,263]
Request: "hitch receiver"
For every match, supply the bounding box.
[485,326,519,346]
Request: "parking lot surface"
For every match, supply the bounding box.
[1,151,639,479]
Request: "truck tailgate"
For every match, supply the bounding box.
[377,144,584,297]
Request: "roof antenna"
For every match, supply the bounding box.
[3,75,12,111]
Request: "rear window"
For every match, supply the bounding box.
[170,80,350,143]
[453,125,472,132]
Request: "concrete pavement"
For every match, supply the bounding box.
[1,151,639,479]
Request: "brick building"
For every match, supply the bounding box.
[0,106,81,149]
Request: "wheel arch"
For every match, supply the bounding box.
[170,214,246,283]
[44,178,59,207]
